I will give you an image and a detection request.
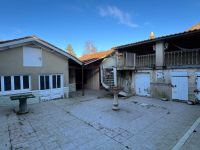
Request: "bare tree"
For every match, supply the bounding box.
[66,44,77,57]
[84,41,97,54]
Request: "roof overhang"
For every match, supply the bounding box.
[0,36,83,65]
[114,29,200,50]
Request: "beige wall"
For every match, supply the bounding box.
[102,55,116,68]
[0,44,69,90]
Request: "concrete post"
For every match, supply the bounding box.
[18,98,28,114]
[112,93,120,111]
[155,42,165,68]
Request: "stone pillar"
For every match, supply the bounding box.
[155,42,165,69]
[112,93,120,111]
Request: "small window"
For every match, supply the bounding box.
[14,76,21,90]
[23,76,29,89]
[53,75,57,89]
[40,76,45,90]
[4,76,11,91]
[52,75,61,89]
[57,75,61,88]
[40,75,50,90]
[45,76,50,89]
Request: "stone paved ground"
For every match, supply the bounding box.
[0,91,200,150]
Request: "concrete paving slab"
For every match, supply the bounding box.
[0,91,200,150]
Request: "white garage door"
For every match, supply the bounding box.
[196,73,200,101]
[171,72,188,101]
[135,73,150,96]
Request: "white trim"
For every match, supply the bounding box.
[1,76,4,92]
[29,76,32,90]
[38,75,41,90]
[11,76,14,91]
[20,76,23,90]
[0,38,34,48]
[61,74,64,88]
[50,75,53,89]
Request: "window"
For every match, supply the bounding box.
[14,76,21,90]
[53,75,61,89]
[0,75,30,94]
[39,74,62,90]
[4,76,11,91]
[53,75,56,89]
[23,76,29,89]
[40,75,50,90]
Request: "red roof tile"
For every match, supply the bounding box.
[79,49,114,61]
[188,22,200,31]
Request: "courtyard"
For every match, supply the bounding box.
[0,91,200,150]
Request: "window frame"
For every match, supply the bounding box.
[39,75,51,90]
[39,74,63,90]
[0,75,31,95]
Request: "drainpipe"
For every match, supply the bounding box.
[82,65,84,96]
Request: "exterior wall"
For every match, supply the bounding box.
[102,55,117,68]
[85,68,100,90]
[69,69,76,92]
[118,71,133,93]
[130,68,200,101]
[0,44,69,105]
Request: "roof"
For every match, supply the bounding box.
[0,35,82,65]
[79,49,114,62]
[114,27,200,50]
[188,22,200,31]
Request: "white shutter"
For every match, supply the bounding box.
[23,46,42,67]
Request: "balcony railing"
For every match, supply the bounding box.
[136,54,155,68]
[165,49,200,66]
[117,52,136,68]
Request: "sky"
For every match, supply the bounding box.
[0,0,200,57]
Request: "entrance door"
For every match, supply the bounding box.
[171,72,188,101]
[135,73,150,96]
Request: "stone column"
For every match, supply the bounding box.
[112,92,120,111]
[155,42,165,69]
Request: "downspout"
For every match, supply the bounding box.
[82,64,84,96]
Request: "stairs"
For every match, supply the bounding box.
[102,68,115,89]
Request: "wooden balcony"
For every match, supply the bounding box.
[136,54,155,68]
[165,49,200,67]
[117,52,136,70]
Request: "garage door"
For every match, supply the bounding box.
[171,72,188,101]
[196,72,200,101]
[135,73,150,96]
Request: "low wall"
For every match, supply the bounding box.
[151,83,171,100]
[0,87,69,107]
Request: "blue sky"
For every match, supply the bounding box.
[0,0,200,57]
